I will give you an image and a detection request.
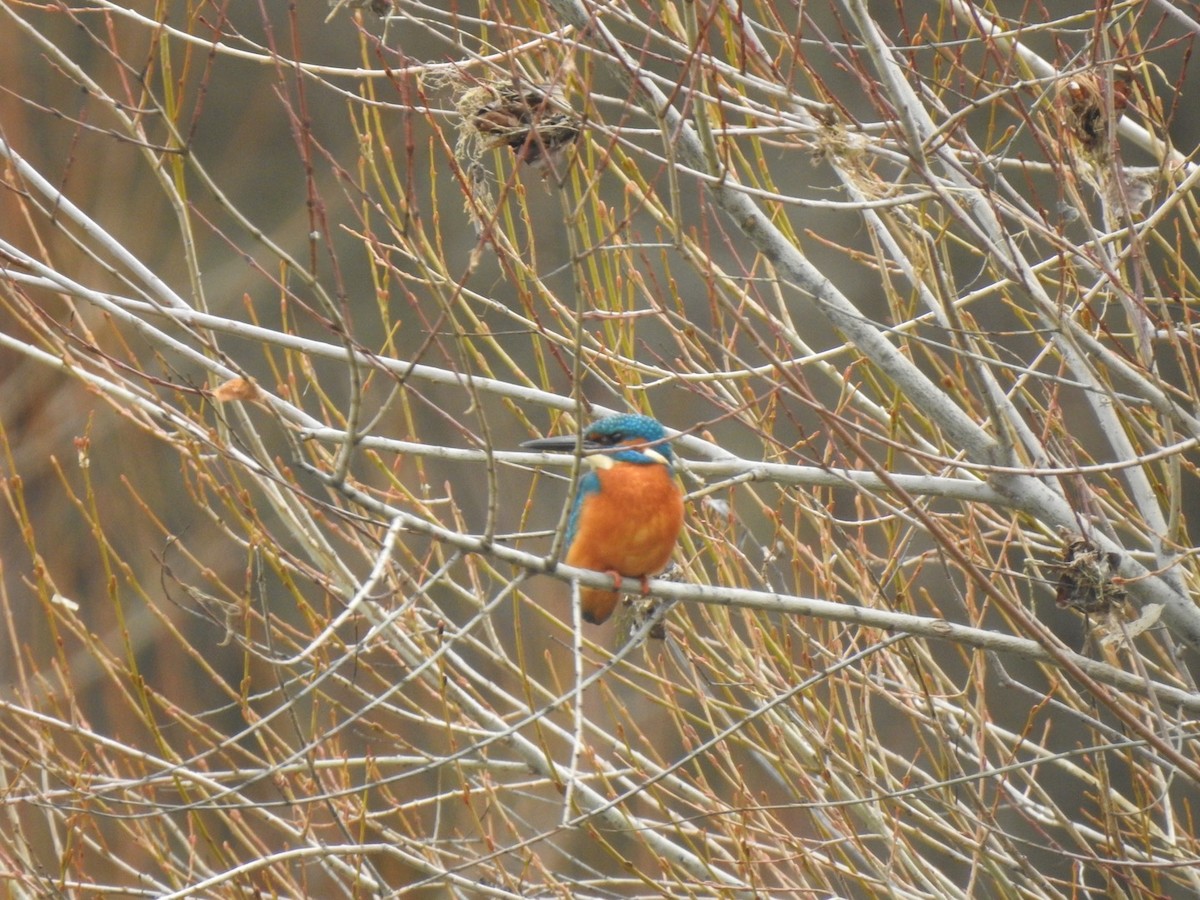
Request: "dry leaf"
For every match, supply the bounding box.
[212,377,261,403]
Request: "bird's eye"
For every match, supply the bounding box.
[589,430,624,446]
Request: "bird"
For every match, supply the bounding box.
[522,414,685,624]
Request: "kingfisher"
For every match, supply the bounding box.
[522,414,685,624]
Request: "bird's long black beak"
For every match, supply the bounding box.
[520,434,600,453]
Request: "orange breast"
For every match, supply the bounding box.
[566,462,684,579]
[564,461,684,624]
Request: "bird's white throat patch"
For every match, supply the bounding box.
[584,448,668,469]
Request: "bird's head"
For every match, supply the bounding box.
[522,414,675,468]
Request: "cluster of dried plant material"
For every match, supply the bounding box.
[461,160,497,238]
[1057,68,1133,159]
[1052,537,1127,614]
[458,83,580,171]
[325,0,390,21]
[211,376,261,404]
[810,120,889,199]
[1040,537,1164,652]
[1054,66,1160,216]
[627,562,689,639]
[626,597,668,640]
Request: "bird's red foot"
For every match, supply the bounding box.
[602,570,652,595]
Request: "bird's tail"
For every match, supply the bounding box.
[580,587,620,624]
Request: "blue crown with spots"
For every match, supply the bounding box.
[583,414,674,466]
